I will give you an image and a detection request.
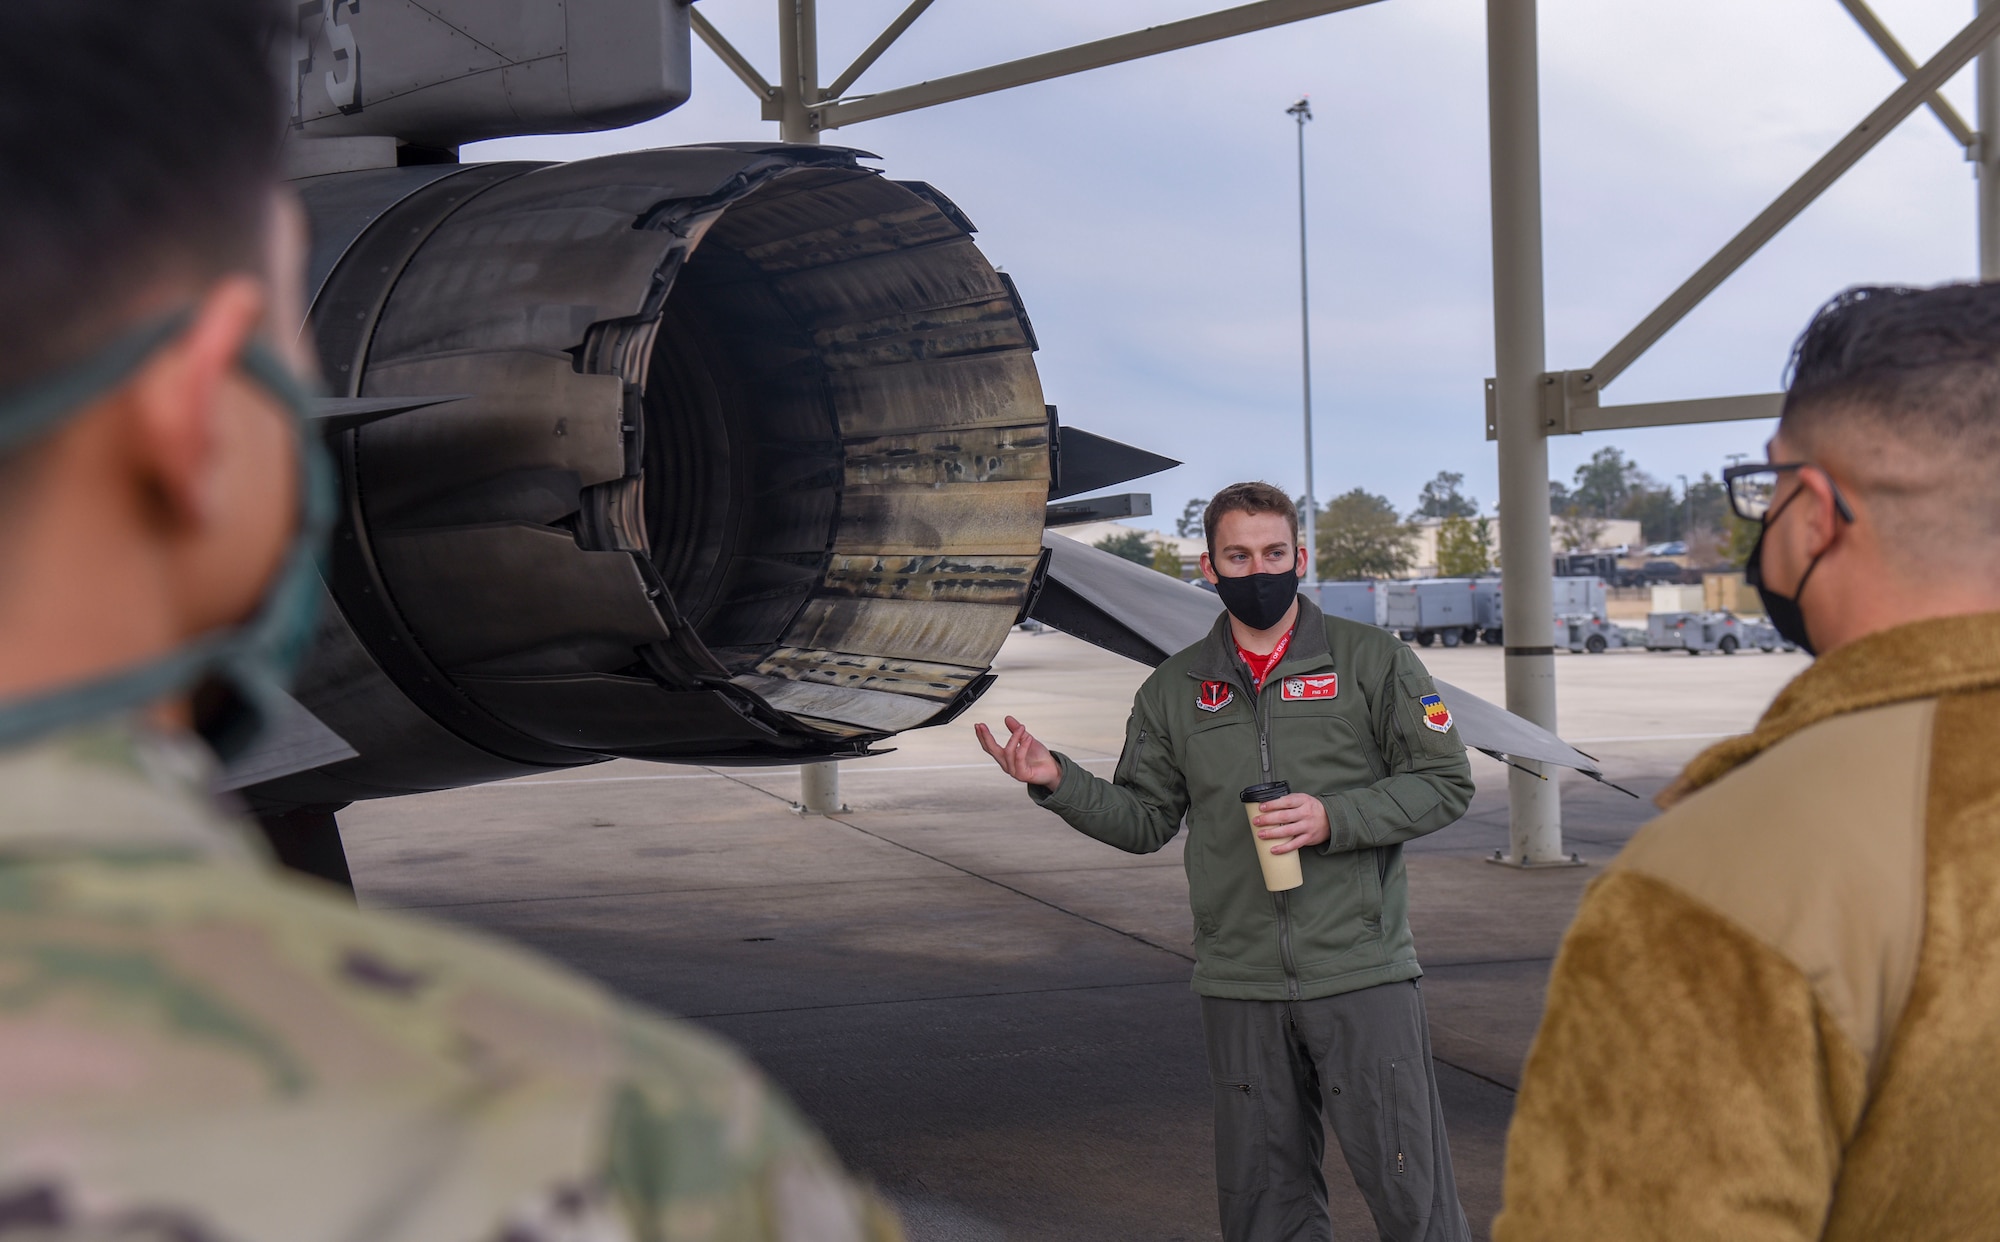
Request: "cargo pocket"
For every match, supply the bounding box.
[1210,1078,1266,1196]
[1113,719,1148,784]
[1380,1056,1435,1223]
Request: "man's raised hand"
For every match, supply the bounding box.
[973,715,1062,790]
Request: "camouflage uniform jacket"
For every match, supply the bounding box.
[0,718,902,1242]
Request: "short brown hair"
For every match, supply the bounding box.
[1203,482,1299,556]
[1782,283,2000,556]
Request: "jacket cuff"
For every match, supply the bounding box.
[1028,751,1085,810]
[1318,794,1357,854]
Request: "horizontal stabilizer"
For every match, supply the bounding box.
[1051,424,1180,500]
[1428,682,1609,784]
[215,688,359,793]
[309,394,466,434]
[1046,492,1152,527]
[1029,533,1610,781]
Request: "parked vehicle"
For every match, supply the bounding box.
[1645,610,1791,654]
[1312,580,1387,627]
[1556,612,1625,654]
[1471,578,1503,644]
[1385,578,1480,647]
[1736,616,1793,652]
[1475,576,1603,646]
[1554,551,1620,581]
[1636,559,1696,586]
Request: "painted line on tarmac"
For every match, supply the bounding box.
[484,737,1722,790]
[488,756,1118,789]
[1564,731,1735,743]
[679,975,1189,1021]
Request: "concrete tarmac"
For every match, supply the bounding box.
[340,630,1808,1241]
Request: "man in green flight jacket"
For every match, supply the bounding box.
[977,481,1475,1242]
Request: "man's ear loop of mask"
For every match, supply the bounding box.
[0,307,334,760]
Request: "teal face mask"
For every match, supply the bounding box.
[0,308,334,759]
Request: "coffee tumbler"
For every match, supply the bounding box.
[1240,781,1304,892]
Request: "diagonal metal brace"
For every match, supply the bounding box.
[691,8,780,117]
[1835,0,1976,150]
[1587,2,2000,392]
[816,0,1386,130]
[826,0,939,100]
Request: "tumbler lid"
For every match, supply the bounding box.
[1240,781,1291,803]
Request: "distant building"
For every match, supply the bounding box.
[1404,515,1643,579]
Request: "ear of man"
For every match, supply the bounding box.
[139,277,297,640]
[0,273,296,687]
[1764,446,1846,571]
[125,277,271,532]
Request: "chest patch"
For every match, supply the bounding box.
[1197,681,1235,713]
[1420,693,1453,733]
[1280,674,1338,701]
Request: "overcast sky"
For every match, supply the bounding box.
[469,0,1985,533]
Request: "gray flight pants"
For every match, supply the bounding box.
[1201,980,1469,1242]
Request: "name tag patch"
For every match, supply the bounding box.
[1197,681,1234,713]
[1280,675,1338,701]
[1420,693,1454,733]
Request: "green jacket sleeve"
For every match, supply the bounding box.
[1029,689,1188,854]
[1319,644,1474,854]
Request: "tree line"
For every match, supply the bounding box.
[1547,446,1753,566]
[1093,447,1753,579]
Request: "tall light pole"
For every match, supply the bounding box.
[1677,473,1691,543]
[1288,96,1318,585]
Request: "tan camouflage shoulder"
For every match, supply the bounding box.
[0,720,901,1242]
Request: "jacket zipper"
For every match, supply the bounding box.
[1250,665,1273,775]
[1244,655,1302,1001]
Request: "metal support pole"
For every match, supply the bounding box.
[1486,0,1572,868]
[1290,97,1318,583]
[799,760,847,815]
[780,0,833,812]
[778,0,820,144]
[1982,0,2000,278]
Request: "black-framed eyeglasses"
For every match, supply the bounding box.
[1721,461,1856,523]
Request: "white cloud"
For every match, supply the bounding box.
[468,0,1986,525]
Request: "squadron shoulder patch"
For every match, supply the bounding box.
[1419,693,1453,733]
[1280,674,1338,701]
[1197,681,1234,713]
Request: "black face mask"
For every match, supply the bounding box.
[1214,570,1301,632]
[1744,490,1822,657]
